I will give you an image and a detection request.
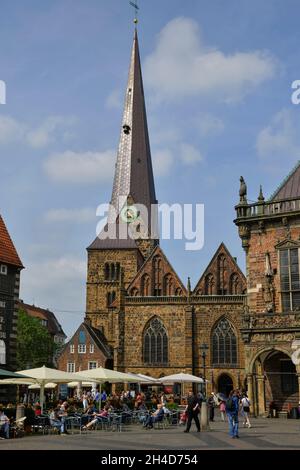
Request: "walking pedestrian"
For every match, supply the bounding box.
[226,389,240,438]
[219,400,226,422]
[184,391,200,433]
[241,393,251,428]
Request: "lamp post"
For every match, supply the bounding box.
[199,343,210,431]
[200,343,209,398]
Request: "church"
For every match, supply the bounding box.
[61,28,300,415]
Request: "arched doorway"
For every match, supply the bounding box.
[251,348,299,415]
[218,374,233,396]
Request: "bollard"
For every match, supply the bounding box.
[200,401,210,431]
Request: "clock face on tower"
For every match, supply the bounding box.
[120,204,138,223]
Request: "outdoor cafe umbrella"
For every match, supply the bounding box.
[0,366,88,412]
[74,367,145,408]
[158,373,205,384]
[158,373,205,397]
[0,368,29,379]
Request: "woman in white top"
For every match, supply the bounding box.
[241,393,251,428]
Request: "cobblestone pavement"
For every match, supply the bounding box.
[1,418,299,450]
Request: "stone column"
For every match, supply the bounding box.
[256,375,266,416]
[246,374,255,416]
[200,401,210,431]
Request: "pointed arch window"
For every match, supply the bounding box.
[163,274,174,296]
[130,287,139,297]
[230,273,240,294]
[143,317,168,365]
[175,287,182,296]
[212,318,237,365]
[205,274,215,295]
[141,274,151,296]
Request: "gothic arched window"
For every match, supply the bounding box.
[141,274,151,296]
[163,274,174,296]
[143,317,168,365]
[130,287,139,297]
[175,287,182,296]
[230,273,240,294]
[205,274,215,295]
[212,318,237,365]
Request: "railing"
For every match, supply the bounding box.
[235,197,300,219]
[192,295,246,303]
[125,296,187,304]
[125,295,246,304]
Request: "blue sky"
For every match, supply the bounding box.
[1,0,300,336]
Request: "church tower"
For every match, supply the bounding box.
[85,29,158,351]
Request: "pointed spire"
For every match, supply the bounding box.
[109,29,157,237]
[258,185,265,202]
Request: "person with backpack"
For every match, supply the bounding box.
[226,389,240,438]
[241,393,251,428]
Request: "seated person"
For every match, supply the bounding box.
[144,404,164,429]
[50,407,67,435]
[83,405,110,430]
[0,408,10,439]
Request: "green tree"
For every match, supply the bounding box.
[17,309,57,369]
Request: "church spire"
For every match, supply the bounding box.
[110,29,157,230]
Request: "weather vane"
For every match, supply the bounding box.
[129,1,139,24]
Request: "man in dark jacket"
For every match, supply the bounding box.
[184,391,200,433]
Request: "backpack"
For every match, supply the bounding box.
[226,397,235,412]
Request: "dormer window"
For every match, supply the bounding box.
[0,265,7,275]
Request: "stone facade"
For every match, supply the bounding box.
[235,172,300,415]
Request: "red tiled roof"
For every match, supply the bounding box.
[17,301,66,338]
[0,215,23,268]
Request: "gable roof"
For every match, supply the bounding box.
[17,300,66,338]
[193,242,246,293]
[0,215,23,268]
[63,321,112,359]
[127,244,187,294]
[270,160,300,201]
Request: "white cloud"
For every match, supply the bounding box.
[0,116,25,143]
[144,17,277,103]
[0,114,77,148]
[106,89,122,110]
[27,116,77,148]
[20,256,87,335]
[44,150,116,184]
[180,143,203,165]
[256,109,300,163]
[44,207,96,224]
[195,113,225,137]
[152,149,174,176]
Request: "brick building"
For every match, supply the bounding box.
[58,320,112,373]
[82,29,248,398]
[235,167,300,415]
[17,300,66,365]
